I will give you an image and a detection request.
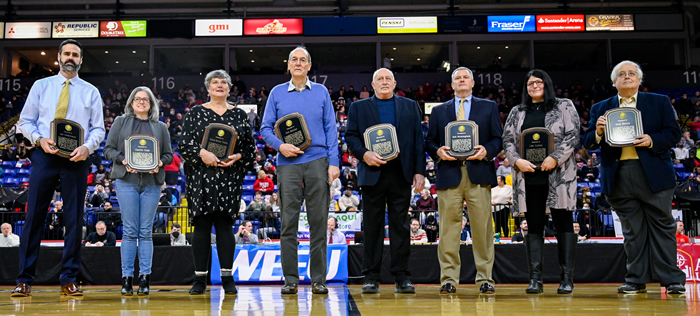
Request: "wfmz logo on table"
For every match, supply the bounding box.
[211,244,349,284]
[487,15,536,32]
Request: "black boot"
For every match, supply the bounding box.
[222,276,238,295]
[525,234,544,294]
[137,274,150,296]
[121,277,133,296]
[189,274,208,295]
[557,232,577,294]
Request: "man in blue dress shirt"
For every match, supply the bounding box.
[261,46,340,295]
[12,39,104,297]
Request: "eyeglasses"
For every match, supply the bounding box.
[133,97,150,103]
[617,71,638,78]
[527,81,544,87]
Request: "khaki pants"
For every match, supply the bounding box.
[437,165,494,286]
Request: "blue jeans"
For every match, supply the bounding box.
[116,177,161,277]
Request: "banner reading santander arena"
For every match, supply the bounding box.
[536,15,585,32]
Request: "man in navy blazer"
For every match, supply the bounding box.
[582,60,685,295]
[345,68,425,294]
[425,67,502,295]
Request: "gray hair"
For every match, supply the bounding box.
[610,60,643,87]
[1,223,10,229]
[96,221,106,227]
[124,86,160,122]
[204,69,233,90]
[372,68,395,82]
[451,66,474,82]
[288,46,312,64]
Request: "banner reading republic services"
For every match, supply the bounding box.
[487,15,536,32]
[536,15,585,32]
[585,14,634,31]
[377,17,438,34]
[100,21,147,37]
[52,22,99,38]
[5,22,51,39]
[244,19,303,35]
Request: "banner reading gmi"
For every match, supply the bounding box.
[210,244,349,284]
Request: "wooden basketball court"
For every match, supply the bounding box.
[1,283,697,315]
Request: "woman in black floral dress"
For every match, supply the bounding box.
[179,69,255,295]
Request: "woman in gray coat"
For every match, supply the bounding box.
[104,86,173,296]
[502,70,579,294]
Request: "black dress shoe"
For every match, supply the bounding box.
[281,283,298,295]
[526,279,543,294]
[394,280,416,294]
[312,283,328,294]
[666,284,686,294]
[440,283,456,294]
[121,277,133,296]
[362,280,379,294]
[617,283,646,294]
[479,283,495,294]
[11,283,31,297]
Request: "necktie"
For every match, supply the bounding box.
[329,233,333,244]
[55,80,71,119]
[457,99,465,120]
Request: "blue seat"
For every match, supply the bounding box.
[19,177,29,183]
[3,169,17,176]
[17,168,30,175]
[674,163,686,173]
[1,161,13,168]
[14,220,25,237]
[679,172,692,180]
[242,195,253,204]
[4,178,19,186]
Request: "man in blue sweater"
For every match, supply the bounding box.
[261,46,340,295]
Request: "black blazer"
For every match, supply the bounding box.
[104,115,174,184]
[582,92,680,195]
[345,95,425,187]
[425,97,503,189]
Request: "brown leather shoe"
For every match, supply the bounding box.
[60,282,84,296]
[281,283,298,295]
[311,282,328,295]
[440,283,456,294]
[10,283,31,297]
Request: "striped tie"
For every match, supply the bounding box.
[54,80,71,119]
[457,98,465,120]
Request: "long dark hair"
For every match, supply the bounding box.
[520,69,557,112]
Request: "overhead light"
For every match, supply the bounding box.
[390,58,394,61]
[283,60,287,62]
[40,51,45,55]
[417,58,421,61]
[477,46,481,49]
[498,56,502,59]
[199,72,202,75]
[54,61,58,65]
[251,60,255,63]
[116,61,119,64]
[505,46,509,49]
[441,60,450,72]
[143,61,146,64]
[132,51,136,54]
[105,51,109,54]
[250,49,253,53]
[392,47,396,50]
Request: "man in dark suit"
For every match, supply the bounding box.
[582,60,685,294]
[345,68,425,294]
[425,67,502,294]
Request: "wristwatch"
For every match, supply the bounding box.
[35,137,43,147]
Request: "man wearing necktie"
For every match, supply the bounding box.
[12,39,104,297]
[425,67,502,295]
[583,60,685,295]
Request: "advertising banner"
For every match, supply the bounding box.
[211,244,349,284]
[244,19,303,35]
[438,16,487,34]
[536,15,585,32]
[100,21,147,37]
[195,19,243,36]
[298,212,362,239]
[304,17,376,35]
[377,17,438,34]
[52,22,99,38]
[5,22,51,39]
[487,15,536,32]
[585,14,634,31]
[678,244,700,283]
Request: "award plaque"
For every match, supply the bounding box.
[445,120,479,158]
[201,123,237,161]
[50,119,84,158]
[604,107,643,147]
[519,128,554,169]
[125,135,160,172]
[274,113,312,151]
[363,123,400,161]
